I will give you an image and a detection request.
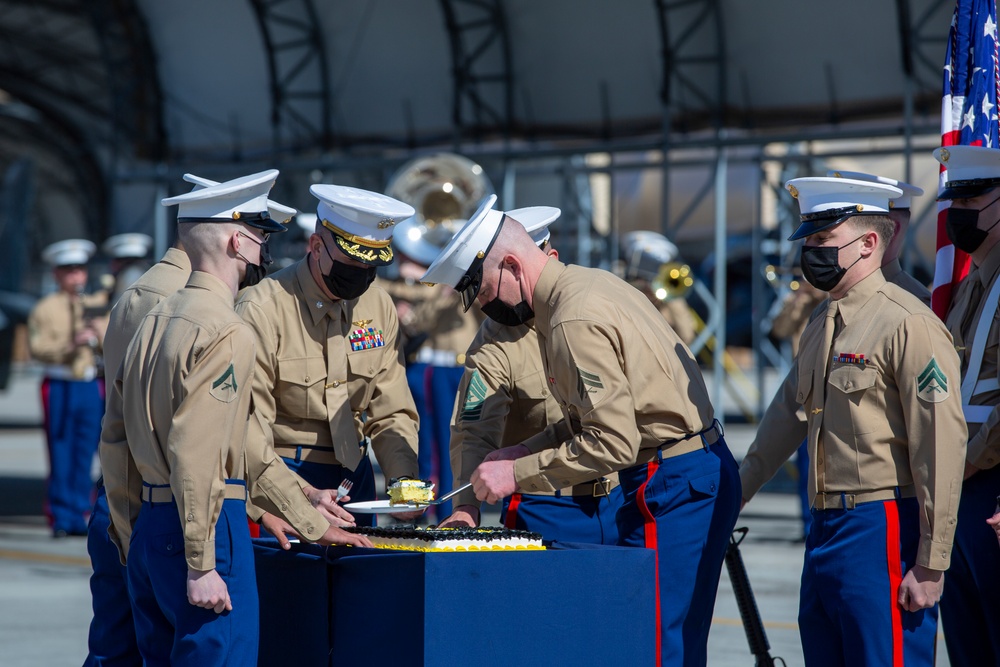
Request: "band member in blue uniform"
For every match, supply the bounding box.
[29,239,107,538]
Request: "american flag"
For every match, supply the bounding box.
[932,0,1000,319]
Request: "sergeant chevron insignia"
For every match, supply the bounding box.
[576,367,604,400]
[210,363,238,403]
[916,357,949,403]
[460,370,488,422]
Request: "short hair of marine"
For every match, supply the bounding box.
[483,214,545,282]
[842,214,894,260]
[177,221,244,263]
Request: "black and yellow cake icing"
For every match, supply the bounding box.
[346,524,544,552]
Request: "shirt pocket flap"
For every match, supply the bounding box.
[827,365,877,395]
[347,348,381,379]
[277,357,327,388]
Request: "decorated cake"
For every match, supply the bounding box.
[346,524,544,552]
[387,477,435,505]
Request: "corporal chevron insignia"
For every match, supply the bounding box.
[460,370,488,422]
[916,357,949,403]
[576,367,604,401]
[210,363,238,403]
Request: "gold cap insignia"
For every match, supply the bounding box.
[787,184,799,198]
[888,201,895,209]
[378,217,396,229]
[856,204,864,212]
[833,172,842,178]
[940,148,951,162]
[353,319,373,328]
[476,250,485,259]
[232,211,242,220]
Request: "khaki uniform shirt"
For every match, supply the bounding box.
[741,270,966,570]
[944,248,1000,468]
[451,318,619,508]
[513,260,715,492]
[101,272,255,571]
[750,263,933,455]
[102,247,191,378]
[235,258,418,487]
[28,289,109,379]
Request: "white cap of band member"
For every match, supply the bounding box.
[621,230,679,281]
[506,206,561,247]
[295,213,318,235]
[827,170,924,210]
[161,169,287,234]
[42,239,97,267]
[182,173,297,225]
[102,233,153,260]
[309,184,415,266]
[785,177,902,240]
[933,145,1000,200]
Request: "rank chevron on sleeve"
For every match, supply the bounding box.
[461,370,487,422]
[917,357,949,403]
[576,367,604,399]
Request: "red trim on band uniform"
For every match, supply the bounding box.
[637,461,661,665]
[504,493,523,529]
[883,500,904,667]
[40,378,53,526]
[248,519,261,538]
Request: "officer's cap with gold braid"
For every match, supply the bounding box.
[309,184,414,267]
[183,173,297,226]
[934,145,1000,200]
[785,177,902,241]
[162,170,288,234]
[827,170,924,210]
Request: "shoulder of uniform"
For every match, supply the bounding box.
[879,282,932,317]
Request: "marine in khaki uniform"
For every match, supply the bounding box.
[441,208,623,544]
[236,184,420,529]
[85,241,190,667]
[932,145,1000,667]
[421,196,740,666]
[100,170,291,664]
[753,172,933,541]
[740,176,966,666]
[29,239,108,538]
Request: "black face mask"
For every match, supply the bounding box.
[482,264,534,326]
[946,190,1000,253]
[238,232,271,290]
[799,233,865,292]
[321,239,376,300]
[239,263,267,290]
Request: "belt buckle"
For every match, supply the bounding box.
[592,478,611,498]
[843,494,856,510]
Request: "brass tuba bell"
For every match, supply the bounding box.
[386,153,495,266]
[651,262,694,301]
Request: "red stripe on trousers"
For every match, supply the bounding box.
[884,501,904,667]
[248,519,261,538]
[637,461,661,666]
[504,493,522,529]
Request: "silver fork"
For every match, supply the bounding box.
[335,479,354,503]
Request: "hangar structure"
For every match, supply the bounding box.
[0,0,958,415]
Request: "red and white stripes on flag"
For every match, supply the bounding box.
[932,0,1000,319]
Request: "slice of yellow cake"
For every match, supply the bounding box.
[387,477,435,505]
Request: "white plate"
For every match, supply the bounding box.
[343,499,427,514]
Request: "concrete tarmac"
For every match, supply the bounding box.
[0,365,951,666]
